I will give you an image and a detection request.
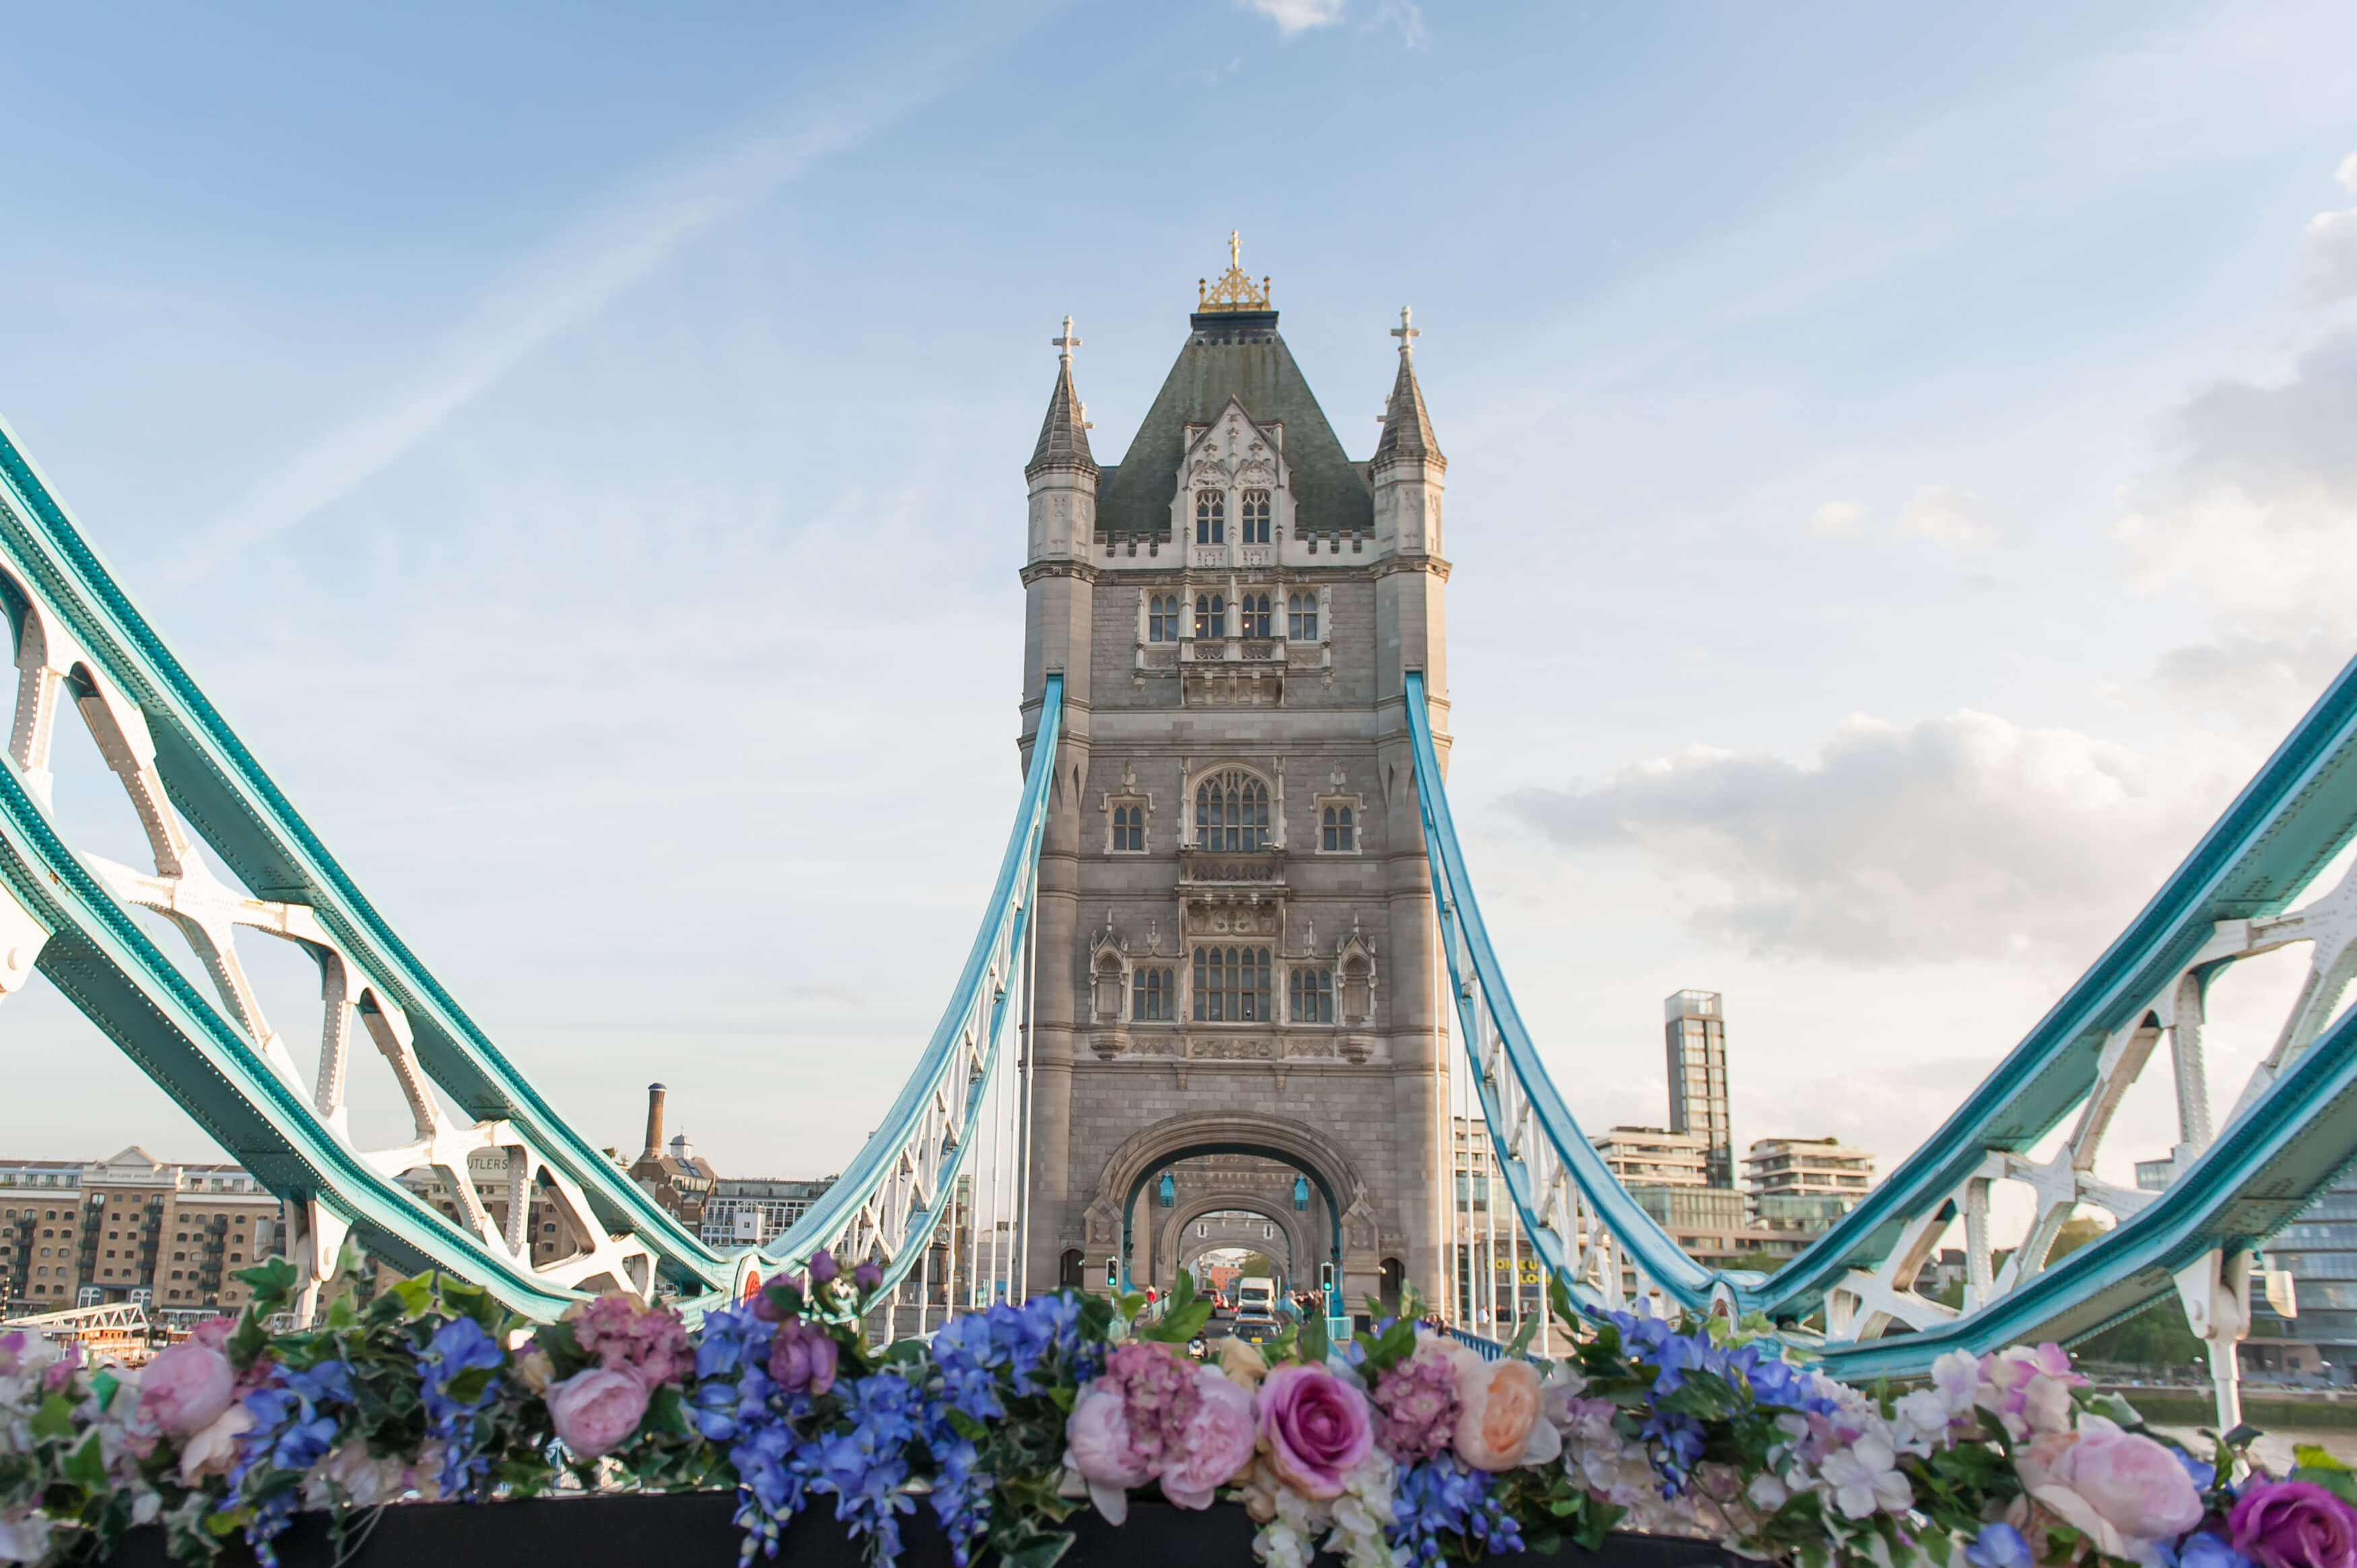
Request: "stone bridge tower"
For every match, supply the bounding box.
[1016,242,1452,1309]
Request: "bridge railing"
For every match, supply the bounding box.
[752,677,1061,1324]
[1404,664,2357,1414]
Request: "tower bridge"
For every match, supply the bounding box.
[5,240,2357,1424]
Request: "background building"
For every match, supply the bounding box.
[701,1176,838,1249]
[1,1149,277,1324]
[1664,990,1733,1188]
[1744,1136,1875,1241]
[627,1083,718,1231]
[2243,1170,2357,1383]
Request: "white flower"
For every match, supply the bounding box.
[1746,1470,1789,1512]
[1816,1433,1913,1520]
[1892,1387,1960,1455]
[0,1511,54,1565]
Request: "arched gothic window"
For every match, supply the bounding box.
[1112,804,1146,852]
[1196,490,1226,545]
[1195,769,1269,852]
[1322,805,1354,852]
[1193,945,1271,1021]
[1240,490,1271,543]
[1194,593,1226,640]
[1059,1249,1085,1288]
[1290,967,1334,1023]
[1239,593,1271,638]
[1148,594,1179,642]
[1288,592,1318,642]
[1132,966,1174,1021]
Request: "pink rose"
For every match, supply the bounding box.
[1452,1354,1543,1472]
[2018,1417,2201,1559]
[546,1367,651,1458]
[138,1337,237,1437]
[569,1293,694,1389]
[1161,1368,1258,1510]
[2231,1480,2357,1568]
[1067,1384,1154,1524]
[768,1320,840,1397]
[1257,1363,1373,1500]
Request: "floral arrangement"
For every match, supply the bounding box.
[3,1256,2354,1568]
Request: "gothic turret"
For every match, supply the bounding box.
[1026,316,1099,564]
[1371,306,1445,558]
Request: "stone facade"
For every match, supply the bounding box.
[1016,272,1451,1307]
[0,1147,279,1323]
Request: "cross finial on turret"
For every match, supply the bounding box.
[1230,231,1241,269]
[1391,305,1420,355]
[1053,314,1081,364]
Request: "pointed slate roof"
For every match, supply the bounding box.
[1027,353,1097,476]
[1373,339,1442,468]
[1094,310,1372,539]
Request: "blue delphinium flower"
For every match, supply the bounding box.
[418,1315,506,1497]
[809,1372,919,1562]
[1390,1456,1525,1566]
[2170,1532,2255,1568]
[2173,1447,2219,1492]
[1964,1521,2033,1568]
[223,1359,356,1568]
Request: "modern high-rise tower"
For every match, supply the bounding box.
[1664,989,1733,1189]
[1015,241,1450,1305]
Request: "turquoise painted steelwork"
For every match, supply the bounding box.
[0,416,733,1315]
[1405,666,2357,1377]
[751,675,1061,1309]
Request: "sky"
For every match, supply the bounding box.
[4,0,2357,1208]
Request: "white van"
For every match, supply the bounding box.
[1235,1276,1277,1320]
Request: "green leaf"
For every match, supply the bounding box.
[234,1255,298,1304]
[389,1275,435,1319]
[1002,1530,1076,1568]
[1300,1311,1330,1365]
[946,1408,988,1441]
[62,1431,107,1492]
[2296,1443,2354,1473]
[29,1392,75,1440]
[1506,1310,1541,1359]
[2292,1466,2357,1507]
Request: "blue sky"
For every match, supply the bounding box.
[6,0,2357,1192]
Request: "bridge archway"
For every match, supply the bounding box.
[1093,1112,1368,1297]
[1167,1199,1306,1294]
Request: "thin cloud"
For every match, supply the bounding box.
[2296,150,2357,308]
[169,5,1061,590]
[1807,500,1866,538]
[1897,485,1994,553]
[1240,0,1347,35]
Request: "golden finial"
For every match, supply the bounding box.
[1197,231,1271,312]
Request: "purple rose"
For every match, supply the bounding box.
[546,1366,649,1458]
[1257,1363,1374,1500]
[2231,1480,2357,1568]
[807,1249,840,1287]
[137,1337,237,1438]
[768,1319,839,1396]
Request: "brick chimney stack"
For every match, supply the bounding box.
[642,1083,667,1161]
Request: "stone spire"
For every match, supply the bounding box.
[1372,307,1443,470]
[1028,315,1098,477]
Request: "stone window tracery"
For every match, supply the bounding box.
[1148,594,1180,642]
[1290,967,1334,1023]
[1240,490,1271,544]
[1195,769,1269,851]
[1194,593,1226,640]
[1111,803,1146,852]
[1322,805,1355,852]
[1132,966,1175,1021]
[1239,592,1271,638]
[1287,592,1317,641]
[1196,490,1226,545]
[1193,945,1271,1021]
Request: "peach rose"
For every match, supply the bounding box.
[1452,1355,1543,1472]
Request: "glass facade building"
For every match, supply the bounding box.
[1664,990,1734,1189]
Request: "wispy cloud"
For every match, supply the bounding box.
[169,5,1059,590]
[1240,0,1347,36]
